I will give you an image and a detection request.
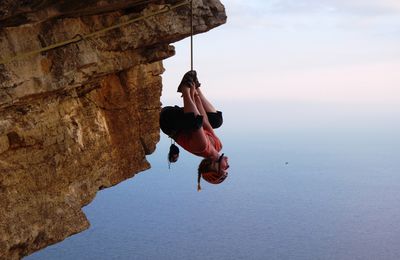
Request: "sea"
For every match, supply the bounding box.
[27,100,400,260]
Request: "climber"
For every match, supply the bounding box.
[160,71,229,190]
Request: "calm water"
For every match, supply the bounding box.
[27,101,400,260]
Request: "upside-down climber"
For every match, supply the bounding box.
[160,71,229,191]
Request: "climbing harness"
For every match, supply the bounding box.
[0,0,190,65]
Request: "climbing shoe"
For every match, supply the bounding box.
[194,71,201,88]
[177,70,196,93]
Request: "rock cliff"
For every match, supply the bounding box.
[0,0,226,259]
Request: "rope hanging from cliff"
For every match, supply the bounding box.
[0,0,190,65]
[190,0,194,71]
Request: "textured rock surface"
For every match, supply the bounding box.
[0,0,226,259]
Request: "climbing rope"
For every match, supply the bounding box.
[0,0,190,65]
[190,0,194,71]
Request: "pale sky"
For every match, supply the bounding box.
[162,0,400,105]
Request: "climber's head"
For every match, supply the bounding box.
[197,153,229,191]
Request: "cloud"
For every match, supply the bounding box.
[225,0,400,18]
[326,0,400,15]
[203,61,400,104]
[224,0,400,33]
[243,0,400,15]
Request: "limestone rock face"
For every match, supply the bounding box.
[0,0,226,259]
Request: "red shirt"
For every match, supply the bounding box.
[176,129,222,158]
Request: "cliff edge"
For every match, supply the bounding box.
[0,1,226,259]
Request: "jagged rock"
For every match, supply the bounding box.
[0,0,226,259]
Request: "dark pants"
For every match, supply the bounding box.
[160,106,223,138]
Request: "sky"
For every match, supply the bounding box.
[162,0,400,106]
